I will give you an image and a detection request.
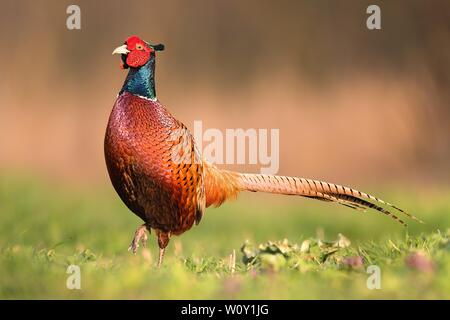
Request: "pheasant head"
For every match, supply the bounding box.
[112,35,165,100]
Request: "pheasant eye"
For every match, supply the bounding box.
[135,43,144,50]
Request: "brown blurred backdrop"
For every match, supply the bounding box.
[0,0,449,188]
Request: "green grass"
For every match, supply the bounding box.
[0,174,449,299]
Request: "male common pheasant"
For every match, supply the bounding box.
[105,35,422,267]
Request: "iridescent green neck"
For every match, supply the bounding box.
[120,55,157,100]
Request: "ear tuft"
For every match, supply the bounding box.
[153,44,165,51]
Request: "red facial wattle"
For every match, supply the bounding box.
[113,35,165,69]
[125,35,153,68]
[125,50,151,68]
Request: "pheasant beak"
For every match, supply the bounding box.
[112,44,130,55]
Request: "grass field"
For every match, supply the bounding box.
[0,174,449,299]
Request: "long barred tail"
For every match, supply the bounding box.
[236,173,423,226]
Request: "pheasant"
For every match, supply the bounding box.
[105,35,422,267]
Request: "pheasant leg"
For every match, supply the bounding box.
[128,224,150,254]
[158,248,165,268]
[156,231,170,267]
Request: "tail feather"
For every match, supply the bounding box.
[303,195,367,211]
[236,173,423,226]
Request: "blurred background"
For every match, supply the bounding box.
[0,0,449,188]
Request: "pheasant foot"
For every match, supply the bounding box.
[128,224,150,254]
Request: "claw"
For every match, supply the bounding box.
[128,224,149,254]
